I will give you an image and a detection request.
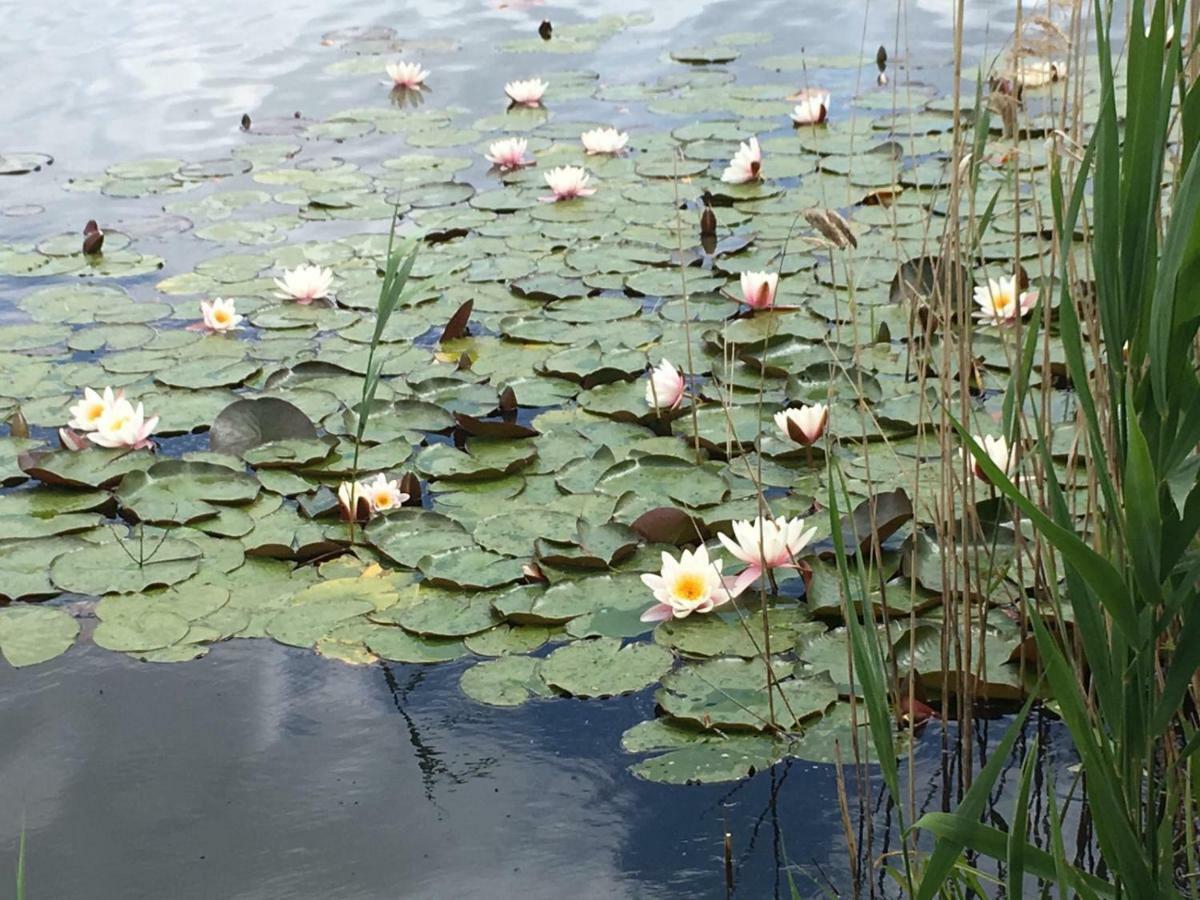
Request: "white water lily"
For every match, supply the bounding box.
[68,386,120,432]
[738,271,779,310]
[274,264,333,304]
[721,136,762,184]
[386,61,429,89]
[972,276,1037,325]
[505,78,548,106]
[1017,60,1066,88]
[485,137,530,170]
[87,398,158,450]
[961,434,1017,483]
[645,359,686,410]
[789,89,830,125]
[640,545,732,622]
[363,473,409,513]
[580,127,629,155]
[200,297,243,333]
[541,166,595,202]
[774,403,829,446]
[718,515,818,596]
[337,481,369,523]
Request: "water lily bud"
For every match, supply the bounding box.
[8,409,29,439]
[240,113,251,131]
[699,205,717,237]
[499,385,518,416]
[399,472,423,506]
[538,20,552,40]
[83,231,104,255]
[876,45,888,72]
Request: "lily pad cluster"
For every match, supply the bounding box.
[0,16,1117,783]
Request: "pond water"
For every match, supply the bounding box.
[0,0,1087,895]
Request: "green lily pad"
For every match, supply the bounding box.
[0,605,79,667]
[540,636,673,698]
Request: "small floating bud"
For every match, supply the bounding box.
[240,113,252,131]
[700,205,717,237]
[538,20,552,40]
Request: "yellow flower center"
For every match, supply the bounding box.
[672,572,706,603]
[108,414,131,431]
[84,403,106,423]
[993,290,1013,311]
[214,308,231,325]
[372,489,395,509]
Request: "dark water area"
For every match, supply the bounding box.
[0,640,1078,898]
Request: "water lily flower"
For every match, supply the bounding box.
[87,398,158,450]
[640,545,732,622]
[775,403,829,446]
[541,166,595,202]
[337,480,370,523]
[580,127,629,155]
[386,61,429,89]
[972,275,1037,325]
[274,264,333,304]
[718,515,818,596]
[790,89,830,125]
[199,297,243,333]
[739,271,779,310]
[68,386,120,432]
[505,78,547,106]
[721,136,762,184]
[961,434,1016,484]
[485,137,531,170]
[645,359,686,410]
[363,473,409,513]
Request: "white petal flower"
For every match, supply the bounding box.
[972,276,1037,325]
[738,271,779,310]
[485,137,530,170]
[200,297,243,333]
[774,404,829,446]
[386,61,429,89]
[789,89,830,125]
[639,545,731,622]
[645,359,686,410]
[68,386,119,432]
[718,515,817,595]
[505,78,548,106]
[961,434,1017,483]
[541,166,596,202]
[362,473,409,513]
[274,265,333,304]
[87,398,158,450]
[580,127,629,155]
[721,136,762,184]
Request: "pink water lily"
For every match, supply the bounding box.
[790,89,830,125]
[718,515,818,596]
[775,403,829,446]
[505,78,548,106]
[87,398,158,450]
[541,166,595,202]
[485,137,531,170]
[972,276,1037,325]
[386,61,430,89]
[580,127,628,155]
[738,271,779,310]
[645,359,686,410]
[640,545,732,622]
[721,136,762,184]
